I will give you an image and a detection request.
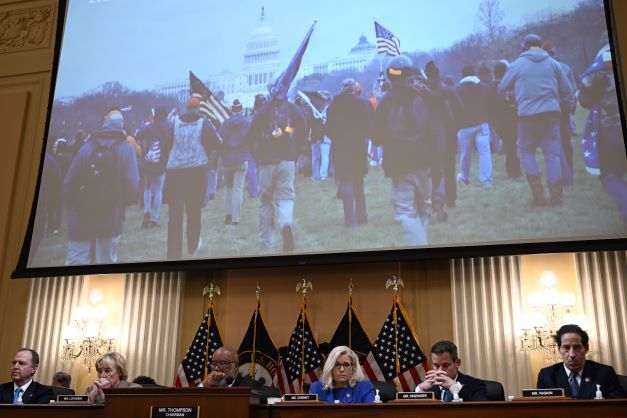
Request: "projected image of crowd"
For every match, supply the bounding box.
[27,1,627,267]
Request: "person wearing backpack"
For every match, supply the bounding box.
[219,99,251,226]
[373,55,435,246]
[63,109,140,265]
[136,106,172,229]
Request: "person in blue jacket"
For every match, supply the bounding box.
[310,345,375,404]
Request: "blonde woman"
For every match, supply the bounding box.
[85,352,141,404]
[309,346,374,403]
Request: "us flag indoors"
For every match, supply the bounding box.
[363,299,428,391]
[273,307,324,394]
[175,305,224,387]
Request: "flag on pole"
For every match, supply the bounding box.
[189,71,231,125]
[374,21,401,56]
[269,21,317,102]
[329,299,373,364]
[237,300,280,386]
[273,305,324,394]
[175,304,224,387]
[363,297,428,391]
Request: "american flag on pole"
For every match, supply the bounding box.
[374,21,400,56]
[273,305,324,394]
[363,297,428,391]
[175,304,224,387]
[189,70,231,125]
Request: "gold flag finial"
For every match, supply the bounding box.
[348,278,354,297]
[203,282,221,301]
[296,278,313,295]
[256,282,261,301]
[385,275,404,292]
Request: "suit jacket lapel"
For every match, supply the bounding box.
[579,362,595,398]
[21,382,36,404]
[555,366,571,396]
[1,383,13,404]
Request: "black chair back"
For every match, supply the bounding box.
[618,375,627,395]
[50,386,76,398]
[371,380,397,402]
[484,379,505,401]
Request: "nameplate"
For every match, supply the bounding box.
[395,392,435,401]
[283,394,318,402]
[56,395,89,403]
[522,388,565,398]
[150,406,199,418]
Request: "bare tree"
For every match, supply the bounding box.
[476,0,506,44]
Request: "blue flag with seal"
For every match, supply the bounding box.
[269,21,317,103]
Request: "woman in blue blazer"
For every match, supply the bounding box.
[310,346,375,404]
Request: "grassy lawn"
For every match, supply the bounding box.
[30,109,625,267]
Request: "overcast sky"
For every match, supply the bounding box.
[54,0,599,97]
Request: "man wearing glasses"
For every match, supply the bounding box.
[199,346,259,388]
[537,324,626,399]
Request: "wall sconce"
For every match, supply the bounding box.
[61,288,118,373]
[519,271,587,363]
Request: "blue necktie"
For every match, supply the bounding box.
[569,372,580,398]
[12,387,23,404]
[441,388,452,402]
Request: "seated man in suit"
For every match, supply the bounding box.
[199,346,281,401]
[415,340,488,401]
[0,348,53,404]
[50,371,75,396]
[537,324,626,399]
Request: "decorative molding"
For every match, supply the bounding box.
[0,5,54,54]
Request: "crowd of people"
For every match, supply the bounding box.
[31,33,626,264]
[1,324,624,405]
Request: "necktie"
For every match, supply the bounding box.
[12,387,23,404]
[441,388,453,402]
[569,372,580,398]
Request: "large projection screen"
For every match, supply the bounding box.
[14,0,627,277]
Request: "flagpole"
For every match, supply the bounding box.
[296,278,312,394]
[202,283,220,379]
[385,276,404,377]
[250,284,261,378]
[348,279,354,349]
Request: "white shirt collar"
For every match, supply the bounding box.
[13,379,33,401]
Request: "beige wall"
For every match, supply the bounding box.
[0,0,626,384]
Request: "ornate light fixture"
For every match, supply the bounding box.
[61,288,118,373]
[519,271,587,363]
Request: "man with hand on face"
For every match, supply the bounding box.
[200,346,261,388]
[537,324,626,399]
[415,341,488,401]
[0,348,53,404]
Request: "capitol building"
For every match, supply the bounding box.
[155,8,377,108]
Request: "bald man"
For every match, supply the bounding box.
[200,346,261,388]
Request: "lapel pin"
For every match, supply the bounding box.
[585,377,590,383]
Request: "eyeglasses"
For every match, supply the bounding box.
[211,361,236,368]
[333,362,353,370]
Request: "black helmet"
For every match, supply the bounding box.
[387,55,413,83]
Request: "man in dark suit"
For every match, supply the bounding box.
[537,324,626,399]
[415,340,488,401]
[199,346,280,403]
[0,348,53,404]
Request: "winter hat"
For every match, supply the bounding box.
[542,42,557,57]
[424,60,440,82]
[186,95,202,110]
[342,78,356,94]
[102,109,124,130]
[521,34,542,50]
[231,99,243,113]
